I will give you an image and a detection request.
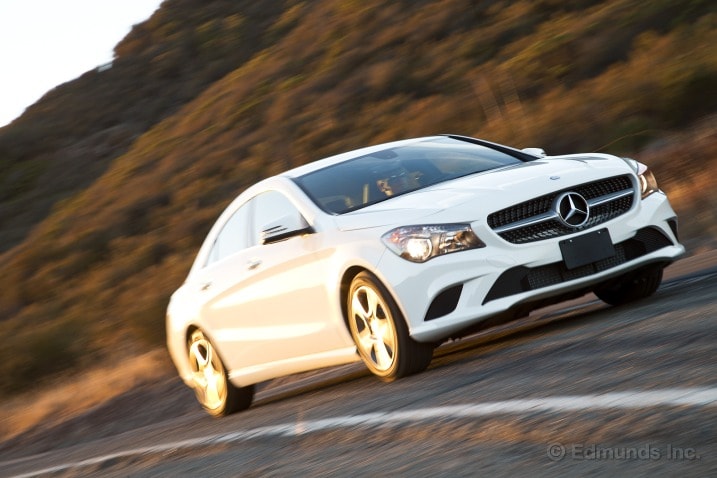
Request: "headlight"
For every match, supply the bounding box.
[623,157,659,199]
[382,224,485,263]
[637,163,659,199]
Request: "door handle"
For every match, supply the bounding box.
[200,281,212,291]
[247,259,262,270]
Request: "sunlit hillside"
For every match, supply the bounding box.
[0,0,715,395]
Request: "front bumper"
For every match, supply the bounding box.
[376,191,685,343]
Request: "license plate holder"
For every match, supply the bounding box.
[559,228,615,270]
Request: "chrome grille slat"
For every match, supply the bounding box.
[491,211,557,234]
[487,175,635,244]
[588,188,633,207]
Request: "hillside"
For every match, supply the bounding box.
[0,0,715,396]
[0,0,285,253]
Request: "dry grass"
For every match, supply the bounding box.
[0,348,173,444]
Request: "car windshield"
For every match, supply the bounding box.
[293,137,527,214]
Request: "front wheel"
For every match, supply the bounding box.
[187,329,254,417]
[347,272,433,381]
[594,266,664,306]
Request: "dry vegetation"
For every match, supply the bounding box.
[0,0,715,407]
[0,350,174,444]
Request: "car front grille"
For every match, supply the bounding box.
[487,175,635,244]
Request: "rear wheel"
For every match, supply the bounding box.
[347,272,433,381]
[594,266,664,306]
[187,329,254,417]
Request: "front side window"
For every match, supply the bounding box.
[207,202,251,265]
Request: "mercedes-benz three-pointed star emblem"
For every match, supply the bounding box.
[554,192,590,227]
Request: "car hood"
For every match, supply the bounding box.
[334,154,634,231]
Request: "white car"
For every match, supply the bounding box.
[166,135,684,416]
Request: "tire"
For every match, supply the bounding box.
[594,266,664,306]
[187,329,254,417]
[347,271,433,381]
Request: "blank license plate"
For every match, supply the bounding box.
[559,229,615,270]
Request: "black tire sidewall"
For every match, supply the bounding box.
[595,267,663,306]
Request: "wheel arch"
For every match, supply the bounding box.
[183,325,231,381]
[341,266,435,380]
[339,266,411,334]
[340,266,368,332]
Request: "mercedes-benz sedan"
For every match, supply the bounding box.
[166,135,684,416]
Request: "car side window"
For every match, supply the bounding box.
[207,202,251,265]
[251,190,301,245]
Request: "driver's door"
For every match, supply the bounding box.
[197,190,346,374]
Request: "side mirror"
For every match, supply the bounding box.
[521,147,547,158]
[260,213,313,244]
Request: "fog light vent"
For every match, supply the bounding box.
[425,285,463,321]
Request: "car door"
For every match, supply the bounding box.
[197,190,347,375]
